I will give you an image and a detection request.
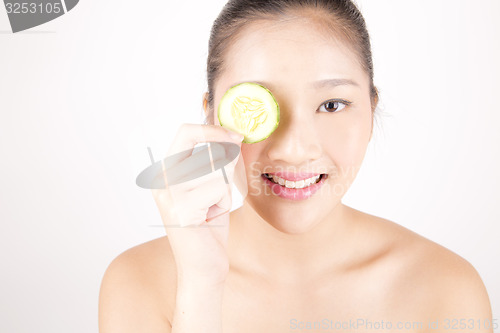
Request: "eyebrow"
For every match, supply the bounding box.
[239,78,359,91]
[312,78,360,89]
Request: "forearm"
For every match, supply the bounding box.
[171,280,225,333]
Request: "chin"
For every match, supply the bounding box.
[247,196,329,235]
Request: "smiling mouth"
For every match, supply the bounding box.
[262,173,328,189]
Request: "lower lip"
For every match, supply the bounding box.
[261,174,327,201]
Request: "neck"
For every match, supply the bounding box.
[229,200,355,284]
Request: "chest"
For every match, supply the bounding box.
[219,274,429,333]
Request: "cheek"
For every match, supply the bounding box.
[241,144,262,177]
[212,111,221,126]
[239,144,266,198]
[316,111,372,172]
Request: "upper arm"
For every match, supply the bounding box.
[98,247,173,333]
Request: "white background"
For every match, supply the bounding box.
[0,0,498,331]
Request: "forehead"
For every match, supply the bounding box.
[219,16,367,92]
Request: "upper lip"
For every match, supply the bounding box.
[263,171,326,181]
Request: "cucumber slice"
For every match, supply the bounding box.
[218,82,280,144]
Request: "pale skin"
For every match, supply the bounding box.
[99,12,493,333]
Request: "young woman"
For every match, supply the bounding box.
[99,1,493,332]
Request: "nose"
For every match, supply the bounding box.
[265,106,322,166]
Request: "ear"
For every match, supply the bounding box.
[369,88,379,142]
[202,92,209,118]
[370,104,376,142]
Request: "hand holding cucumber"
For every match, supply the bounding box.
[151,123,244,284]
[150,83,278,284]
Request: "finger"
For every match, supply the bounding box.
[166,163,227,193]
[165,148,241,192]
[205,184,232,223]
[165,142,227,185]
[172,176,232,227]
[167,123,244,158]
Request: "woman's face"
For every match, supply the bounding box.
[210,16,374,234]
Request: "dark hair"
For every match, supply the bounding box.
[205,0,378,124]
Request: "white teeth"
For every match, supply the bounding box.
[266,174,322,188]
[295,180,305,189]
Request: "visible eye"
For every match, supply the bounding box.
[318,99,351,113]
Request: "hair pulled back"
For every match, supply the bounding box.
[206,0,378,122]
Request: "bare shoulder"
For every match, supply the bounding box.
[348,206,492,324]
[98,236,177,332]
